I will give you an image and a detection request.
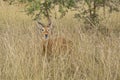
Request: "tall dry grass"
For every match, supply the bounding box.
[0,1,120,80]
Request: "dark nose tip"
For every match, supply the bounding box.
[45,34,48,39]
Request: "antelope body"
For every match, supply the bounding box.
[36,19,73,57]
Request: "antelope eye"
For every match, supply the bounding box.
[47,28,50,31]
[47,29,49,31]
[41,28,44,32]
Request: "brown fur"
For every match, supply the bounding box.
[37,22,73,58]
[41,37,73,56]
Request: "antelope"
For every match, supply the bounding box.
[36,19,73,58]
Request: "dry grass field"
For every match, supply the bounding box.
[0,1,120,80]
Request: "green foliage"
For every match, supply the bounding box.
[4,0,76,20]
[3,0,120,25]
[75,0,120,27]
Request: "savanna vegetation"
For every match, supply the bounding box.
[0,0,120,80]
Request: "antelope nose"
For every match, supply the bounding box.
[45,34,48,39]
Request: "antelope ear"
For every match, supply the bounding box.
[48,21,53,29]
[47,17,53,28]
[36,21,45,29]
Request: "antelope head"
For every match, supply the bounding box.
[36,19,53,40]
